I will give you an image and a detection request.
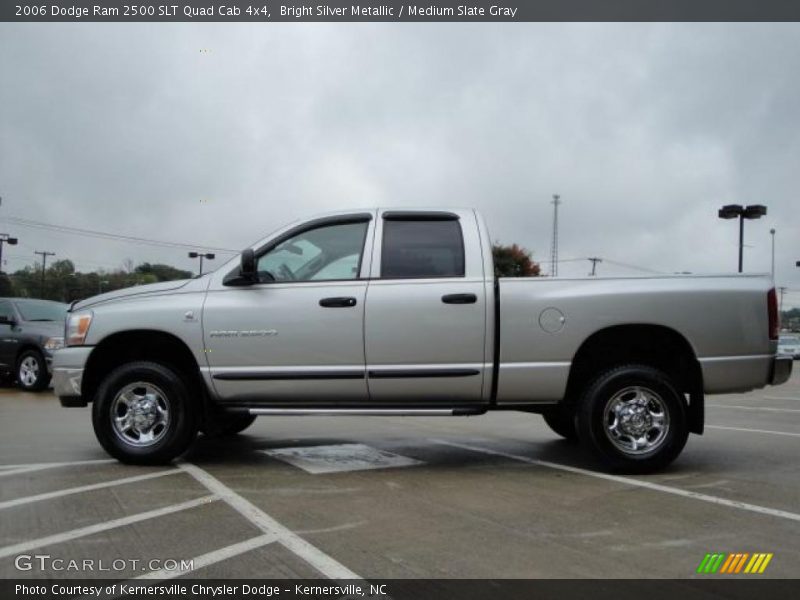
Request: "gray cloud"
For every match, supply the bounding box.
[1,23,798,307]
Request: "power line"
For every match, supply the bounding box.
[0,215,238,254]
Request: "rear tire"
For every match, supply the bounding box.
[576,364,688,473]
[92,361,198,465]
[202,414,257,437]
[17,350,50,391]
[542,407,578,441]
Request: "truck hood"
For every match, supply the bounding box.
[19,320,64,337]
[71,279,193,311]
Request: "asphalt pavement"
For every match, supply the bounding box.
[1,369,799,580]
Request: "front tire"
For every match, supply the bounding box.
[17,350,50,391]
[576,365,688,473]
[542,407,578,441]
[92,361,198,465]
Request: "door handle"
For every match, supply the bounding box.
[319,297,357,308]
[441,293,477,304]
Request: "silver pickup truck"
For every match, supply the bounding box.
[53,209,792,472]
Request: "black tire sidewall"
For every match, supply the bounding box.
[17,350,49,391]
[92,361,197,464]
[202,413,256,437]
[577,365,688,473]
[542,408,578,441]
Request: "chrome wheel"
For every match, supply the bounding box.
[19,356,40,387]
[603,386,670,455]
[110,382,170,447]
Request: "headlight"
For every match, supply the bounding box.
[66,312,93,346]
[44,337,64,351]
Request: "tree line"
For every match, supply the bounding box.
[0,243,542,304]
[0,260,194,303]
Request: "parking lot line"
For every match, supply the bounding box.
[135,533,277,580]
[0,495,217,559]
[0,459,117,479]
[763,396,800,402]
[707,425,800,438]
[707,404,800,413]
[179,463,362,580]
[0,469,181,511]
[432,439,800,523]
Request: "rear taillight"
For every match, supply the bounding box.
[768,287,779,340]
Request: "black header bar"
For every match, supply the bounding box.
[4,1,800,22]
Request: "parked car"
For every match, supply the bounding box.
[0,298,67,391]
[778,334,800,359]
[53,208,792,472]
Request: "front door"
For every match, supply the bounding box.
[0,301,19,373]
[203,214,375,404]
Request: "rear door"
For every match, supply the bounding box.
[364,210,489,404]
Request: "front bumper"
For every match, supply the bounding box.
[52,346,93,407]
[771,355,793,386]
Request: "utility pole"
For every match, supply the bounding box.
[34,251,55,298]
[770,228,776,278]
[549,194,561,277]
[0,233,19,273]
[588,257,602,276]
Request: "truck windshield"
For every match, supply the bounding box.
[15,300,68,322]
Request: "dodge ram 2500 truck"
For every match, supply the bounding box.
[53,209,792,472]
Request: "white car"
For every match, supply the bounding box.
[778,335,800,359]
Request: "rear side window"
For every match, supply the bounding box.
[381,219,465,278]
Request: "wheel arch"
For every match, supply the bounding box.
[565,324,704,434]
[82,329,212,424]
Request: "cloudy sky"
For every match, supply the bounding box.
[1,23,799,307]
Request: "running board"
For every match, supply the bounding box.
[247,408,485,417]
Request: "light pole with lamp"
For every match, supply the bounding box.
[0,233,18,273]
[188,251,215,276]
[717,204,767,273]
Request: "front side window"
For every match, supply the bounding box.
[257,221,368,283]
[381,219,465,278]
[0,301,14,323]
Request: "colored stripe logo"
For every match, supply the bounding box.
[696,553,773,574]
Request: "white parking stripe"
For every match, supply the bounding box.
[136,533,276,580]
[0,469,181,510]
[707,404,800,413]
[0,495,217,559]
[0,459,118,479]
[432,439,800,523]
[0,459,116,470]
[707,425,800,438]
[179,463,361,579]
[763,396,800,402]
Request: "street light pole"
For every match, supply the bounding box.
[188,251,216,276]
[718,204,767,273]
[0,233,19,273]
[588,257,602,276]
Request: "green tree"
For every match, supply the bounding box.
[135,263,193,282]
[492,243,541,277]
